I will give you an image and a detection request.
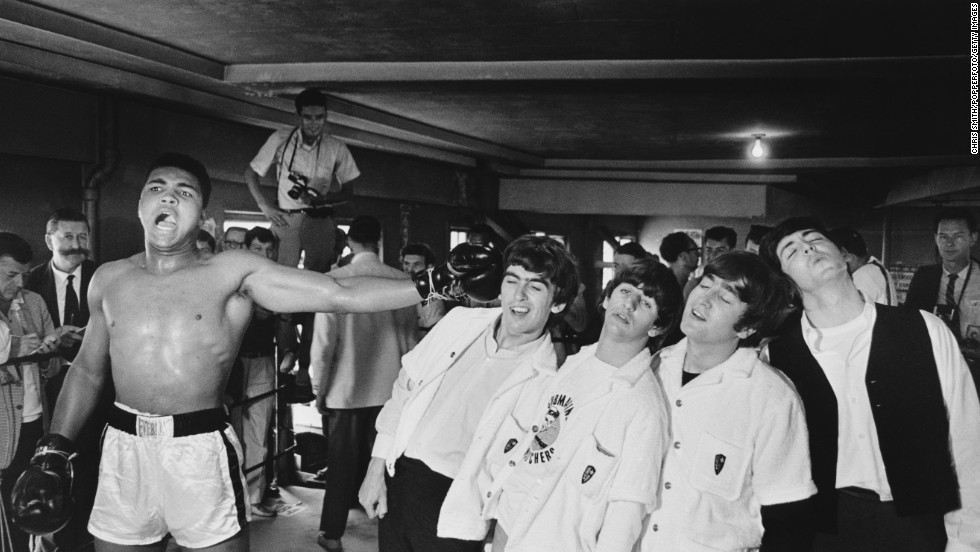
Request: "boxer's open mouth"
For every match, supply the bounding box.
[154,211,176,229]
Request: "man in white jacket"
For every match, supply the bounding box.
[643,251,816,551]
[359,235,580,552]
[439,257,683,552]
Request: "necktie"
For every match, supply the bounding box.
[945,273,959,336]
[64,274,79,327]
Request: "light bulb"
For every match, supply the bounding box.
[751,136,765,158]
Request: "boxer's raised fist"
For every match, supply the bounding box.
[414,243,503,304]
[11,434,75,535]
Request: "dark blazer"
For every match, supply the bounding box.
[26,259,96,327]
[904,263,943,312]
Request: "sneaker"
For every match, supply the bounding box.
[251,503,278,518]
[317,534,344,552]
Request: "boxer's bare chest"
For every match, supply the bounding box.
[102,264,254,412]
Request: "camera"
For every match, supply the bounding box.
[286,172,321,201]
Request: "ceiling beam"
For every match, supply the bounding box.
[883,167,980,206]
[0,40,476,168]
[545,156,980,171]
[0,1,223,78]
[0,3,535,166]
[224,56,962,83]
[516,169,796,183]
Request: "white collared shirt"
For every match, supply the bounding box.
[50,262,82,326]
[404,326,545,479]
[642,341,815,552]
[470,345,668,552]
[795,299,980,550]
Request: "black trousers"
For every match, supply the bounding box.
[812,489,947,552]
[319,406,381,539]
[379,457,483,552]
[1,418,44,552]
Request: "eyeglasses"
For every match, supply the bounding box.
[686,247,702,255]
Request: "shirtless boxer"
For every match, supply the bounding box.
[11,153,500,552]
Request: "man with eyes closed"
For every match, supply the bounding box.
[10,153,500,552]
[761,217,980,552]
[640,251,815,552]
[439,257,681,552]
[361,235,578,552]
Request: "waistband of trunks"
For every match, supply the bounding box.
[107,404,229,438]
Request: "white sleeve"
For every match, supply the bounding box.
[852,267,886,305]
[309,312,338,396]
[607,387,669,511]
[333,142,360,184]
[249,130,288,177]
[751,375,818,505]
[0,321,9,363]
[920,312,980,551]
[595,501,645,552]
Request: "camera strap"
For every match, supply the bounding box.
[278,127,320,188]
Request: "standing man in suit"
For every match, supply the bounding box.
[906,208,980,342]
[25,208,101,552]
[26,208,95,408]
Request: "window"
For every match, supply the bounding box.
[450,229,468,250]
[600,235,635,289]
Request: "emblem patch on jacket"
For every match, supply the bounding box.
[523,393,574,464]
[504,438,518,454]
[582,465,596,484]
[714,454,727,475]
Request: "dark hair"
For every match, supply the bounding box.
[244,226,277,248]
[45,208,89,235]
[334,227,348,256]
[614,241,648,260]
[759,217,832,276]
[196,229,216,253]
[745,224,773,246]
[146,153,212,208]
[295,88,327,114]
[702,251,797,341]
[0,232,33,264]
[348,216,381,245]
[934,207,978,234]
[468,223,497,246]
[504,235,579,315]
[705,226,737,249]
[827,227,868,258]
[659,232,696,263]
[401,243,435,266]
[602,257,683,334]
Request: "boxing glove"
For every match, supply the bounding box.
[414,243,503,304]
[11,433,75,536]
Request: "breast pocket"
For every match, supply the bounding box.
[486,414,530,473]
[567,435,619,502]
[688,432,749,502]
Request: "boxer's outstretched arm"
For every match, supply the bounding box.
[49,266,113,442]
[241,254,420,314]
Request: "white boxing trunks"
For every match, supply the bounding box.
[88,403,251,548]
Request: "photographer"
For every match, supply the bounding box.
[245,88,360,273]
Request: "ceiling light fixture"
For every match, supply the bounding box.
[750,134,766,159]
